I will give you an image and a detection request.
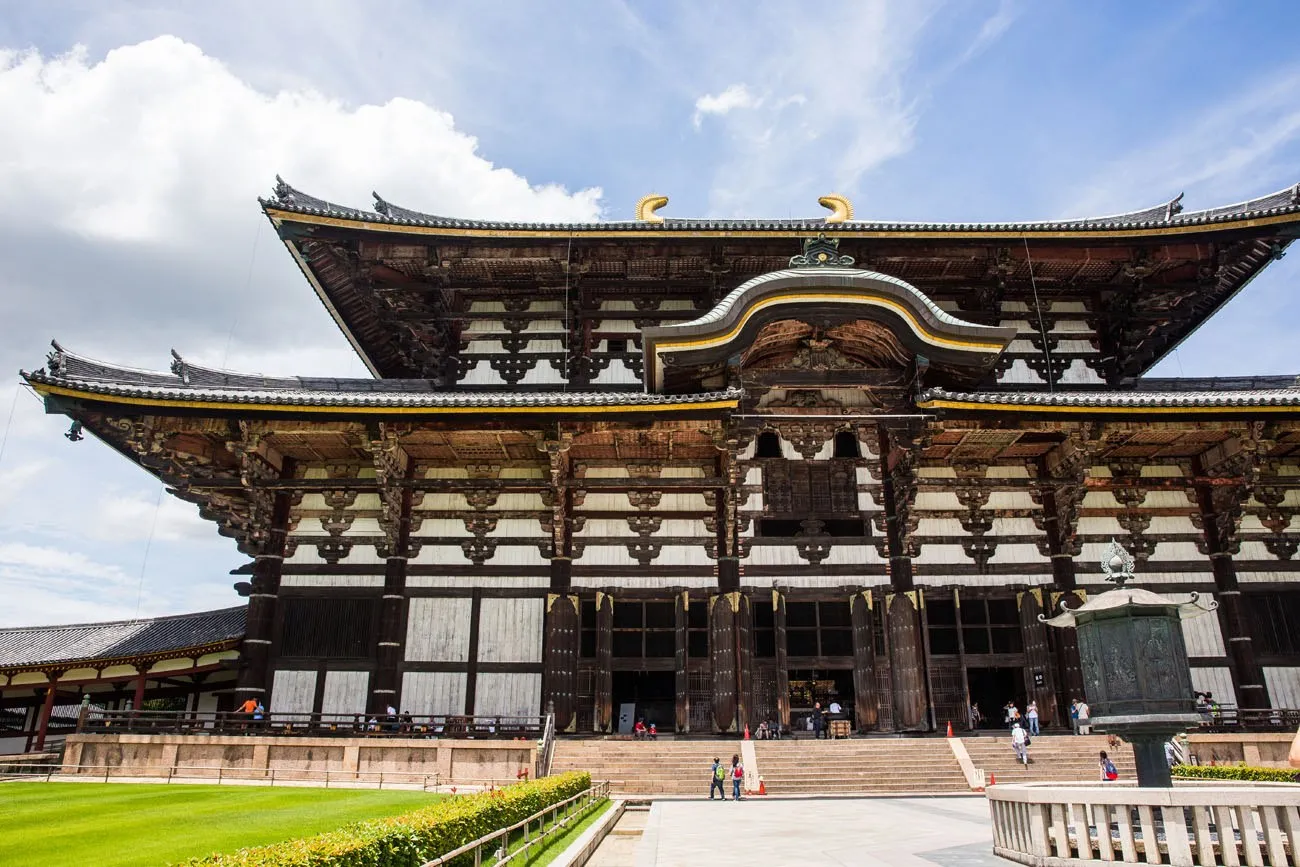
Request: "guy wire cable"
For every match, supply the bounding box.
[1023,235,1055,395]
[563,233,573,391]
[133,480,166,619]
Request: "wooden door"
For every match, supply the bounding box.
[543,594,579,731]
[851,591,880,731]
[710,593,738,733]
[888,592,927,731]
[1019,589,1058,727]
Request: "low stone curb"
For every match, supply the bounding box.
[549,798,625,867]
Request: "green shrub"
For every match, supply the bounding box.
[181,772,591,867]
[1172,764,1300,783]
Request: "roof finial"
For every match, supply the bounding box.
[636,194,669,223]
[170,349,190,385]
[46,340,66,377]
[790,233,855,268]
[818,194,854,223]
[1164,192,1184,221]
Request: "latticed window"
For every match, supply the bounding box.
[612,601,675,658]
[1246,591,1300,657]
[961,598,1023,655]
[785,601,853,658]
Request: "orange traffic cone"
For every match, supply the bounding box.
[988,773,996,786]
[946,721,953,737]
[756,778,767,795]
[743,724,751,740]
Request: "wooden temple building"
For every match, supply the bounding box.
[18,181,1300,736]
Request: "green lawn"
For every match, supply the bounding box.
[521,799,612,866]
[0,782,444,866]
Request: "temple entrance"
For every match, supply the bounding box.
[966,666,1024,730]
[787,669,853,735]
[611,671,676,733]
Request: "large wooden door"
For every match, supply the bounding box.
[851,591,880,731]
[888,591,927,731]
[710,593,738,732]
[1019,589,1058,727]
[594,592,613,732]
[542,594,579,731]
[674,591,689,732]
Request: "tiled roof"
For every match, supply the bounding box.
[0,606,245,670]
[261,177,1300,234]
[23,345,742,409]
[918,385,1300,409]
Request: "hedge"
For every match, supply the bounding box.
[181,771,592,867]
[1172,764,1300,783]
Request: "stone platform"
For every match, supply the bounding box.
[62,733,535,786]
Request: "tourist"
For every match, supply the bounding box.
[1164,740,1178,768]
[1026,700,1039,737]
[1011,722,1029,766]
[709,756,726,800]
[237,696,258,731]
[253,700,265,728]
[633,718,647,739]
[1070,699,1081,734]
[1077,699,1091,735]
[1099,750,1119,781]
[730,753,745,800]
[400,710,413,733]
[648,722,657,740]
[828,699,842,718]
[1004,701,1019,731]
[969,702,982,730]
[756,720,769,740]
[812,702,826,740]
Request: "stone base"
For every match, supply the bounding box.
[1187,731,1295,767]
[62,734,536,786]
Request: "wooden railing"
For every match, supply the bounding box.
[421,781,610,867]
[988,780,1300,865]
[77,709,546,739]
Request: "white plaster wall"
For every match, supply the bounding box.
[459,361,508,386]
[477,598,544,664]
[1173,597,1226,657]
[743,546,808,567]
[280,576,386,588]
[270,670,316,715]
[519,361,567,385]
[1264,668,1300,708]
[401,672,467,716]
[406,598,473,662]
[475,673,542,717]
[321,670,369,716]
[1192,668,1236,706]
[592,359,641,385]
[573,575,718,589]
[820,545,884,566]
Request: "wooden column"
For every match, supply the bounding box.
[236,486,294,706]
[371,490,414,714]
[33,675,60,751]
[850,590,879,732]
[773,590,791,731]
[132,669,147,711]
[674,590,689,732]
[877,426,926,731]
[593,591,613,732]
[1034,449,1089,724]
[1196,483,1270,709]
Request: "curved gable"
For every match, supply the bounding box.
[640,268,1017,392]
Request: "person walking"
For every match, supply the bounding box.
[1026,700,1040,737]
[1070,699,1081,735]
[730,753,745,800]
[1077,700,1091,735]
[1011,722,1029,766]
[812,702,826,740]
[709,756,726,800]
[1099,750,1119,781]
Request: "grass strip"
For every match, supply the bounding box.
[520,799,613,867]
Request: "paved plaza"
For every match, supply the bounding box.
[618,797,1004,867]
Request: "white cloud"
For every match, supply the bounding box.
[0,35,608,626]
[0,38,603,245]
[693,84,760,128]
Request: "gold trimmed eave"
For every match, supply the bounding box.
[641,268,1017,392]
[917,387,1300,416]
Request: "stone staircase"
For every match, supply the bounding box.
[755,738,969,795]
[551,737,970,796]
[960,734,1137,785]
[551,739,743,797]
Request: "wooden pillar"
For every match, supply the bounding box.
[1196,484,1270,709]
[773,590,791,730]
[33,676,59,752]
[543,591,580,732]
[237,484,294,705]
[1034,460,1087,725]
[371,479,414,715]
[593,591,613,732]
[132,670,147,711]
[1019,589,1058,726]
[850,590,879,732]
[736,592,754,732]
[674,590,689,732]
[876,427,916,592]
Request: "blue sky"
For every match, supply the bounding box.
[0,0,1298,626]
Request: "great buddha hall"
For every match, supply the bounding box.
[8,180,1300,744]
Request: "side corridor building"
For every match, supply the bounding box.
[20,182,1300,735]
